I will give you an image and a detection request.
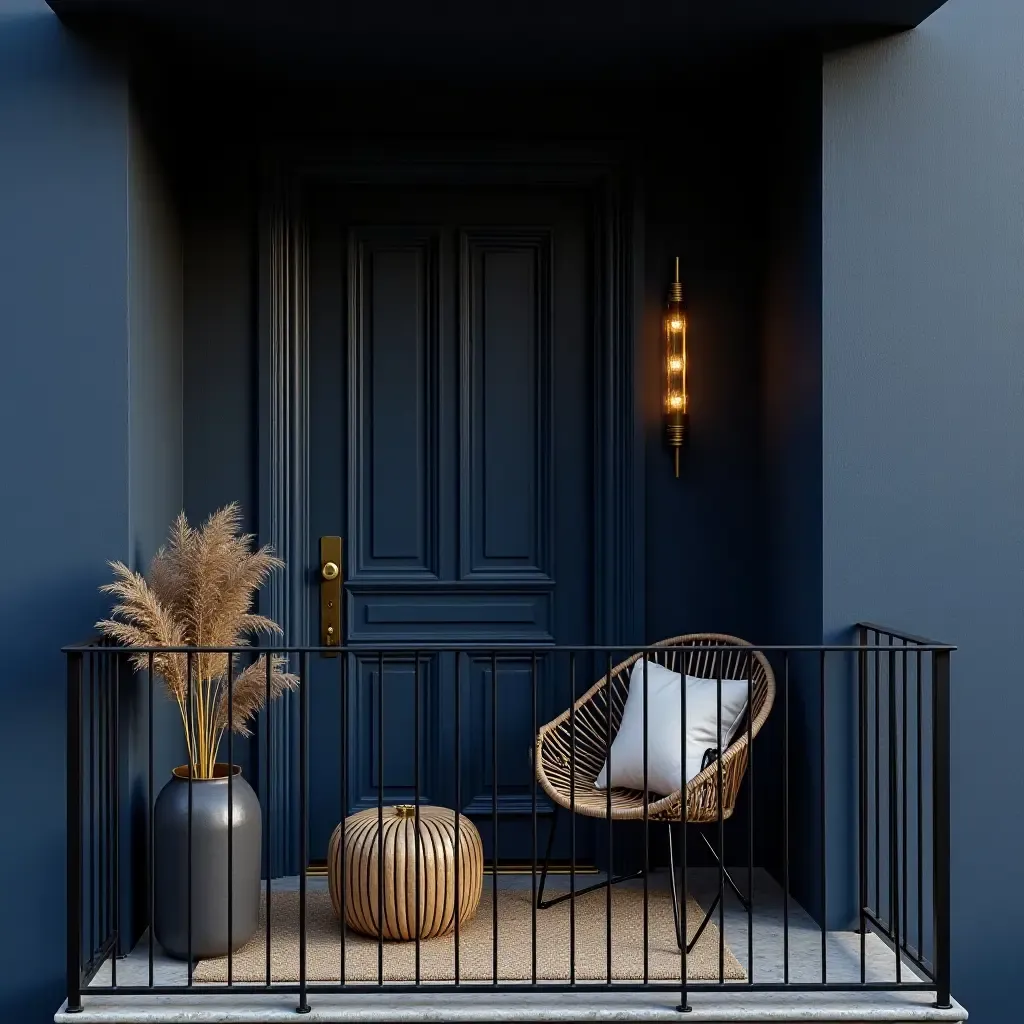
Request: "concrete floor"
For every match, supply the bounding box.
[61,870,966,1022]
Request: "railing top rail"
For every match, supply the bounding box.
[855,621,956,649]
[63,640,957,654]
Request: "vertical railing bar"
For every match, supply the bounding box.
[874,631,880,919]
[491,650,499,986]
[783,652,789,986]
[264,654,272,987]
[677,641,690,1013]
[717,653,724,985]
[569,651,576,987]
[66,651,83,1014]
[916,648,923,962]
[932,650,952,1009]
[819,649,827,984]
[858,628,868,986]
[187,651,194,986]
[298,651,310,1014]
[148,651,154,988]
[889,637,900,983]
[98,651,106,954]
[531,651,538,987]
[605,651,613,987]
[747,651,753,985]
[107,653,113,953]
[454,653,461,987]
[414,651,421,986]
[228,655,234,987]
[901,642,908,962]
[89,651,96,963]
[106,654,113,949]
[107,654,115,959]
[112,653,120,987]
[108,653,115,960]
[98,652,106,955]
[339,650,347,987]
[376,651,384,987]
[98,651,107,956]
[642,655,649,985]
[106,655,113,954]
[105,651,112,950]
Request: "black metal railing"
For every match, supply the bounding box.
[64,626,953,1013]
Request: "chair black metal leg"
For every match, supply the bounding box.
[667,821,684,945]
[536,808,645,911]
[698,831,751,910]
[669,824,751,953]
[535,807,560,909]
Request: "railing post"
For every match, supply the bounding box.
[66,651,84,1013]
[297,650,310,1014]
[857,627,868,983]
[932,649,951,1009]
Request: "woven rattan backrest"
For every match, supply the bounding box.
[536,634,775,822]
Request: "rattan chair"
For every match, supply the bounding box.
[534,633,776,951]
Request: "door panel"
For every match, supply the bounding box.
[347,655,444,813]
[349,230,440,580]
[461,230,552,580]
[308,183,593,863]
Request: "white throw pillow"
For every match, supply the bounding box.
[594,658,750,797]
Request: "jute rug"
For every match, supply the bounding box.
[194,887,745,983]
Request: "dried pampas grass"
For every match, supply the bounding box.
[97,503,299,779]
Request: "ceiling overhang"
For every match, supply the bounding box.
[47,0,951,82]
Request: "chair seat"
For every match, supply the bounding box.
[535,634,775,827]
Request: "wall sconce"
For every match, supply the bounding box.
[664,257,688,477]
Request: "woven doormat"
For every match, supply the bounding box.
[195,886,745,983]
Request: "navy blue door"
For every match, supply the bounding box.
[308,183,593,863]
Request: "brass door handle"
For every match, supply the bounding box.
[319,538,343,655]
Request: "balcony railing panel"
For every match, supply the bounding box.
[63,629,954,1013]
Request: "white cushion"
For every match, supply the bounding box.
[594,658,750,797]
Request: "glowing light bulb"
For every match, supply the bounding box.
[668,356,684,373]
[669,318,684,331]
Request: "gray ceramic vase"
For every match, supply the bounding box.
[153,764,261,960]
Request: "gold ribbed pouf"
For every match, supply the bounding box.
[328,805,484,941]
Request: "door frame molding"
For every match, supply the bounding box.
[256,145,645,873]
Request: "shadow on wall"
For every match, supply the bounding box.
[0,7,130,1023]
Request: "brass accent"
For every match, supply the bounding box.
[666,418,688,477]
[394,804,417,818]
[669,255,683,302]
[665,256,687,477]
[319,536,343,656]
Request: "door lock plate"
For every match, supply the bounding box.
[320,536,342,657]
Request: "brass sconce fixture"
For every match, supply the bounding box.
[664,257,688,476]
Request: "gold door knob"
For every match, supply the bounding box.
[322,561,340,581]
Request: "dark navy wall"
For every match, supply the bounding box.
[180,147,258,774]
[0,5,192,1016]
[642,136,767,649]
[639,102,775,867]
[181,154,256,530]
[129,105,183,568]
[0,3,130,1020]
[759,55,829,919]
[125,97,187,943]
[823,0,1023,1016]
